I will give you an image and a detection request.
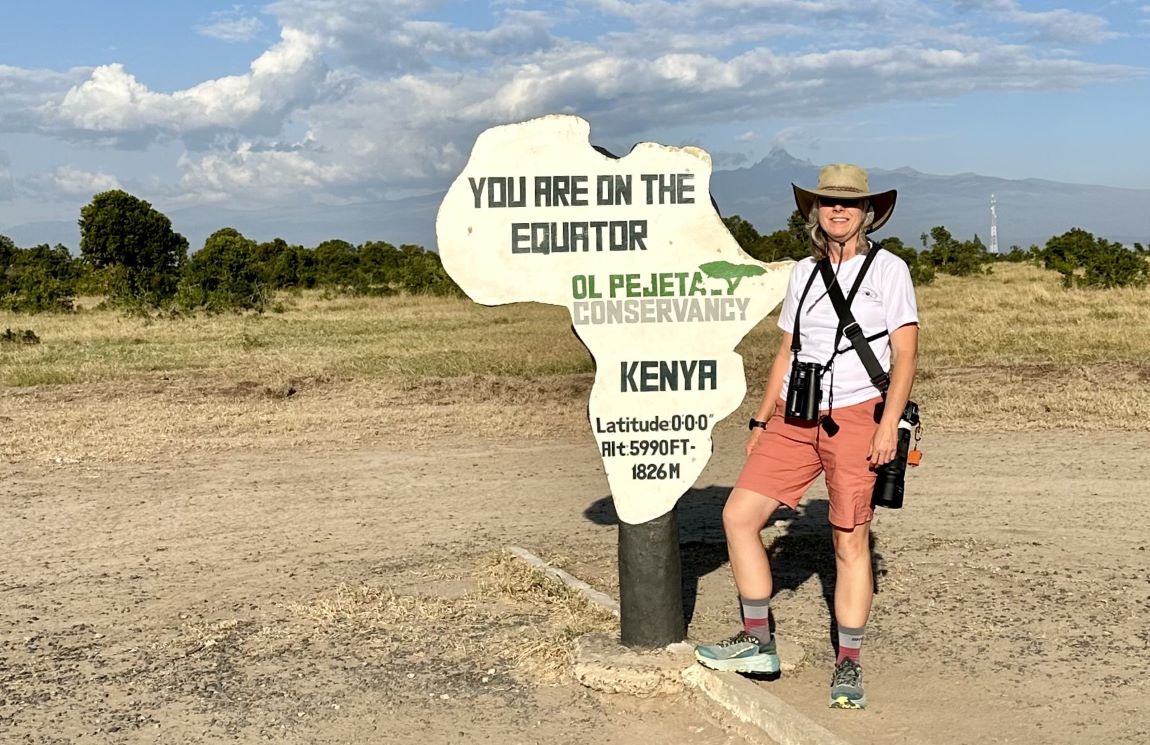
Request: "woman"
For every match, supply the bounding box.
[694,164,919,710]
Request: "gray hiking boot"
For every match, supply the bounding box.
[694,630,780,674]
[829,657,866,709]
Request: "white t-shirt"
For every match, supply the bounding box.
[777,250,919,409]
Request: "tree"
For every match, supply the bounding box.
[920,226,992,277]
[0,238,80,313]
[1078,242,1148,288]
[722,215,762,253]
[176,228,269,312]
[786,208,808,244]
[878,236,934,285]
[79,190,188,308]
[721,211,810,263]
[395,245,462,296]
[314,239,358,288]
[1000,245,1032,263]
[1041,228,1096,282]
[358,240,405,293]
[0,234,15,268]
[1042,228,1148,289]
[255,238,315,289]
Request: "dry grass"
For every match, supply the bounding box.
[285,552,615,682]
[3,263,1149,463]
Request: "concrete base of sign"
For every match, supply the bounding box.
[572,633,848,745]
[572,633,808,697]
[572,633,692,697]
[507,546,844,745]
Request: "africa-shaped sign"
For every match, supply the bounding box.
[437,115,791,524]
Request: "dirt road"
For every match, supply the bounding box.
[2,427,1147,744]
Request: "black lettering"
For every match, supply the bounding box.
[619,359,719,392]
[489,177,507,207]
[678,173,695,204]
[613,175,632,205]
[553,176,571,206]
[572,175,589,206]
[590,221,609,251]
[641,174,658,204]
[659,361,679,391]
[511,223,530,253]
[700,360,717,389]
[630,221,648,251]
[534,176,551,207]
[640,362,659,392]
[678,359,697,390]
[531,223,550,254]
[469,177,486,208]
[596,175,614,205]
[570,222,588,252]
[609,221,629,251]
[621,361,639,392]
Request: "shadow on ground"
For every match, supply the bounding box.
[584,489,886,647]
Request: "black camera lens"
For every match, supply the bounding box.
[872,426,909,509]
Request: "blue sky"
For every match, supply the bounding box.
[1,0,1148,239]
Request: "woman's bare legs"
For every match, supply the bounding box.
[831,521,873,627]
[722,487,782,598]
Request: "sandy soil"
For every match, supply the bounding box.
[2,425,1148,744]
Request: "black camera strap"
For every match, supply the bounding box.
[816,246,890,393]
[789,267,822,354]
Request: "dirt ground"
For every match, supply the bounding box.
[2,424,1148,744]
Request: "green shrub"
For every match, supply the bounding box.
[0,238,80,313]
[396,246,463,296]
[723,210,809,263]
[177,228,269,312]
[1041,228,1148,289]
[879,236,935,286]
[920,226,992,277]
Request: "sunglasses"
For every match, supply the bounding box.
[818,196,864,208]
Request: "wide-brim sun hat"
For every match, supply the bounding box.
[792,163,897,233]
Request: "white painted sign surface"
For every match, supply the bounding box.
[437,115,790,524]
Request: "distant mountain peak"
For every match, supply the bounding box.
[762,146,810,167]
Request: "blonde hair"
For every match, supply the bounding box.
[805,198,875,259]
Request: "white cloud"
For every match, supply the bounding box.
[267,0,556,73]
[14,167,123,201]
[48,167,123,196]
[34,28,333,147]
[0,0,1144,213]
[954,0,1116,44]
[0,65,92,131]
[196,8,265,43]
[0,152,14,201]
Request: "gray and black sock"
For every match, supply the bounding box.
[740,597,773,646]
[837,624,865,663]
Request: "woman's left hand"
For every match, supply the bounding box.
[868,422,899,468]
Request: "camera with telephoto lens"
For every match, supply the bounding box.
[872,400,920,509]
[785,360,823,422]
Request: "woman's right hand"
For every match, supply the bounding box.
[745,427,764,456]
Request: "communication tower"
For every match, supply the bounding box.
[989,194,999,254]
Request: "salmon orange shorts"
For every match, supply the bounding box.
[735,397,883,529]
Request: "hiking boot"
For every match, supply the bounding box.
[694,630,780,674]
[829,657,866,709]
